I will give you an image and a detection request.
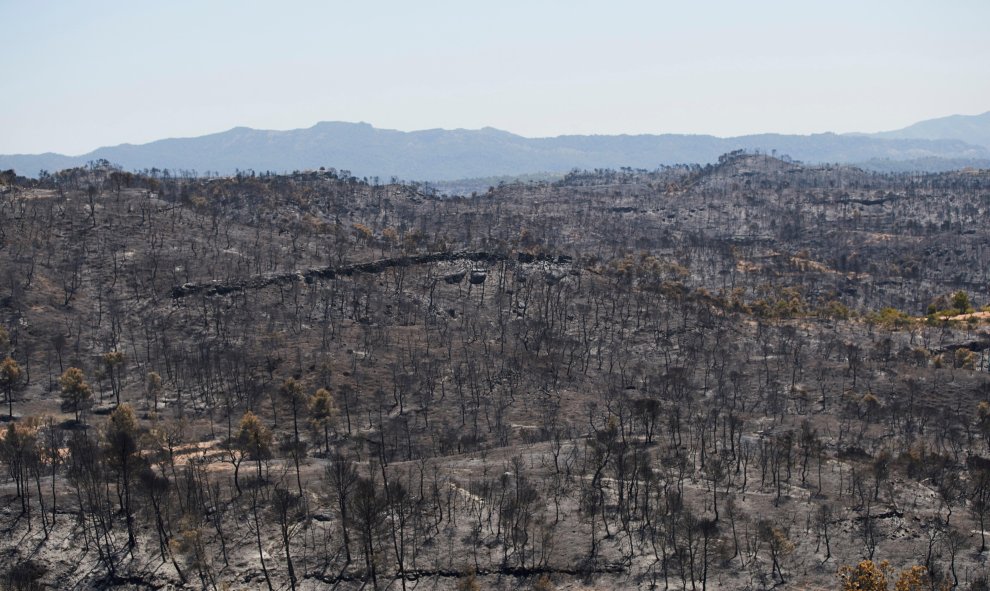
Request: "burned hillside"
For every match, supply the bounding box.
[1,154,989,590]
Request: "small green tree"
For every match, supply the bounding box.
[0,356,23,418]
[59,367,93,422]
[309,387,337,454]
[954,347,976,370]
[146,371,163,411]
[951,290,972,314]
[236,411,273,481]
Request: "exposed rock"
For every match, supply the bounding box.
[444,271,466,284]
[171,250,520,298]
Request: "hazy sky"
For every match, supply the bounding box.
[3,0,988,155]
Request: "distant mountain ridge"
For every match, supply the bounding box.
[3,113,990,180]
[868,111,990,150]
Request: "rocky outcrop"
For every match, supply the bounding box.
[469,270,487,285]
[443,271,466,284]
[171,250,573,298]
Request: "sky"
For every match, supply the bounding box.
[2,0,989,155]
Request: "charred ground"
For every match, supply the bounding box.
[1,153,989,590]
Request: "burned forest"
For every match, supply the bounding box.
[1,152,990,590]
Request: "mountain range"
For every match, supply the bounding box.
[3,112,989,180]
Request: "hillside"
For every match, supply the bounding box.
[1,156,989,590]
[2,120,989,181]
[871,110,990,149]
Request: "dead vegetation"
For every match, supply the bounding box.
[0,154,989,590]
